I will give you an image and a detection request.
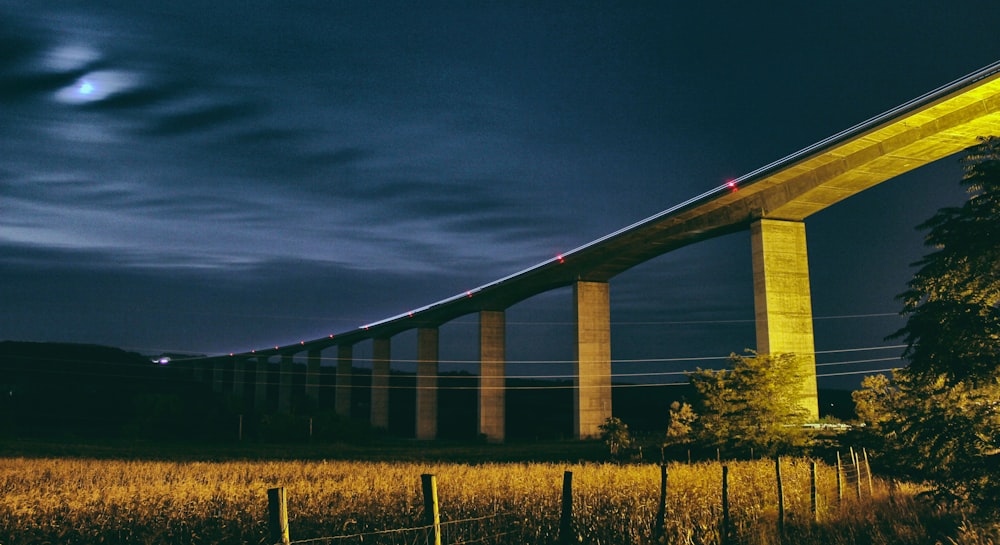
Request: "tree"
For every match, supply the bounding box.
[688,351,811,456]
[861,137,1000,513]
[852,373,900,432]
[853,371,999,510]
[664,401,696,447]
[598,417,633,457]
[890,136,1000,388]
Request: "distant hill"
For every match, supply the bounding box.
[0,341,222,439]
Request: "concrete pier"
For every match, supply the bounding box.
[478,310,506,443]
[416,327,439,440]
[573,281,612,439]
[371,337,391,429]
[278,353,293,413]
[232,357,246,399]
[750,219,819,419]
[254,356,269,411]
[336,344,352,418]
[306,348,322,406]
[212,359,225,393]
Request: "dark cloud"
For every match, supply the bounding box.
[143,101,264,136]
[1,0,998,387]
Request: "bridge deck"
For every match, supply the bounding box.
[233,60,1000,357]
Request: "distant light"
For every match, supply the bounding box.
[557,254,565,263]
[78,80,95,95]
[726,180,738,191]
[152,356,170,365]
[466,291,473,298]
[229,353,234,357]
[300,341,305,345]
[329,334,334,338]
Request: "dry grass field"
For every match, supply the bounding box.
[0,456,988,545]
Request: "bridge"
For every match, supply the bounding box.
[189,60,1000,442]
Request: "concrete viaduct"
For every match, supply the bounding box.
[191,60,1000,442]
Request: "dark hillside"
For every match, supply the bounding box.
[0,341,222,439]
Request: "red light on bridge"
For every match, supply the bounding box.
[726,180,738,191]
[557,254,565,263]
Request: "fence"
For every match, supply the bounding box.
[266,449,880,545]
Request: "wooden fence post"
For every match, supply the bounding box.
[836,451,844,506]
[775,456,785,535]
[559,471,574,545]
[421,474,441,545]
[850,447,862,500]
[810,460,818,523]
[863,448,874,497]
[267,487,290,545]
[721,465,730,544]
[654,464,668,538]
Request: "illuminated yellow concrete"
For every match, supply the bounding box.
[371,337,391,429]
[574,68,1000,283]
[336,344,352,418]
[479,310,506,443]
[754,78,1000,221]
[574,281,612,439]
[751,219,818,419]
[416,327,439,440]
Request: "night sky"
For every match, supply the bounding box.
[2,2,998,388]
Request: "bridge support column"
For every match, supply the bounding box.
[278,353,293,413]
[371,337,391,429]
[479,310,505,443]
[750,219,819,420]
[574,281,612,440]
[254,356,269,411]
[336,345,353,419]
[306,348,322,407]
[416,327,439,440]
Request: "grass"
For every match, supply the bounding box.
[0,443,986,545]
